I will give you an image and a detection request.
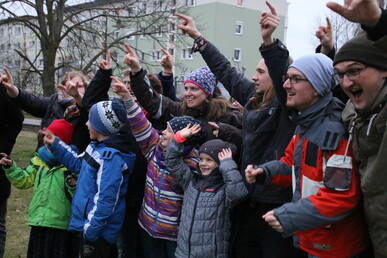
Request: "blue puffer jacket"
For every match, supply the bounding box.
[48,135,136,244]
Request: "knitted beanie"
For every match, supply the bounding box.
[47,119,74,144]
[199,139,230,165]
[168,116,207,145]
[334,32,387,70]
[290,54,336,97]
[185,67,217,97]
[89,100,127,136]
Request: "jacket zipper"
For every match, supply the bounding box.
[187,179,207,256]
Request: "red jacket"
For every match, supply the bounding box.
[262,134,367,257]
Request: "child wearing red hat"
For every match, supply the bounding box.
[0,118,79,258]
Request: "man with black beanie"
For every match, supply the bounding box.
[0,84,24,257]
[334,31,387,257]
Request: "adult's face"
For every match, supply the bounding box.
[61,76,86,98]
[184,82,208,109]
[251,59,273,94]
[283,67,320,111]
[334,61,387,111]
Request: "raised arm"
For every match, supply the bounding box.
[123,43,181,123]
[259,1,289,107]
[175,12,255,106]
[82,50,113,111]
[1,68,50,117]
[158,48,179,101]
[315,17,335,59]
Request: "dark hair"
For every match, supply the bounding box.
[181,95,234,122]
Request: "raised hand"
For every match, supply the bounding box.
[326,0,381,27]
[179,123,201,139]
[111,76,131,100]
[123,43,141,73]
[39,128,56,145]
[208,122,220,138]
[218,148,232,161]
[316,17,334,54]
[245,164,264,184]
[175,13,202,39]
[259,1,280,45]
[0,68,19,98]
[160,48,173,75]
[57,73,79,99]
[262,210,284,232]
[99,49,112,70]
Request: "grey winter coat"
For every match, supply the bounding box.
[165,140,247,258]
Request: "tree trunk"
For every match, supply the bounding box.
[41,45,58,96]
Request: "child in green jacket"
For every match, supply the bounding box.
[0,119,79,258]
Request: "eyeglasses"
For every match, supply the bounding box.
[282,75,309,84]
[335,66,368,82]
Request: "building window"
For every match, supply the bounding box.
[169,34,175,43]
[127,6,137,16]
[127,29,135,40]
[39,59,44,66]
[29,41,35,47]
[168,48,174,56]
[235,21,243,35]
[114,31,120,39]
[155,26,163,37]
[138,51,145,61]
[169,22,175,31]
[152,50,162,61]
[140,30,146,39]
[15,27,21,35]
[186,0,196,6]
[181,47,193,60]
[153,1,162,11]
[139,2,147,15]
[233,48,241,62]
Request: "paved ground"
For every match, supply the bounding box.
[23,118,41,132]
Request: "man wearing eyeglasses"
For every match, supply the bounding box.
[245,53,368,257]
[333,31,387,257]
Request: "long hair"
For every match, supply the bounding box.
[249,85,275,111]
[181,95,234,121]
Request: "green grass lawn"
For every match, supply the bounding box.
[4,131,37,258]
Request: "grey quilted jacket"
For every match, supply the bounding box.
[165,140,247,257]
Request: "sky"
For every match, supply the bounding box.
[286,0,341,59]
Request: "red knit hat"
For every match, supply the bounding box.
[47,119,74,144]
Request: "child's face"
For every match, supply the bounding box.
[199,153,218,176]
[160,125,174,149]
[86,120,98,140]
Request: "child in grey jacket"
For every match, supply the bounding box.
[165,123,247,258]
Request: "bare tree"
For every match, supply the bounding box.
[311,0,385,51]
[0,0,185,96]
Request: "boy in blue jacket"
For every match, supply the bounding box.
[40,100,136,258]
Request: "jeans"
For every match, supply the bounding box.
[140,228,176,258]
[0,200,6,258]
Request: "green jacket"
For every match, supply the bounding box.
[4,154,75,230]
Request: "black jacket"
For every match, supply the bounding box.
[12,87,89,152]
[200,40,295,203]
[0,85,24,202]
